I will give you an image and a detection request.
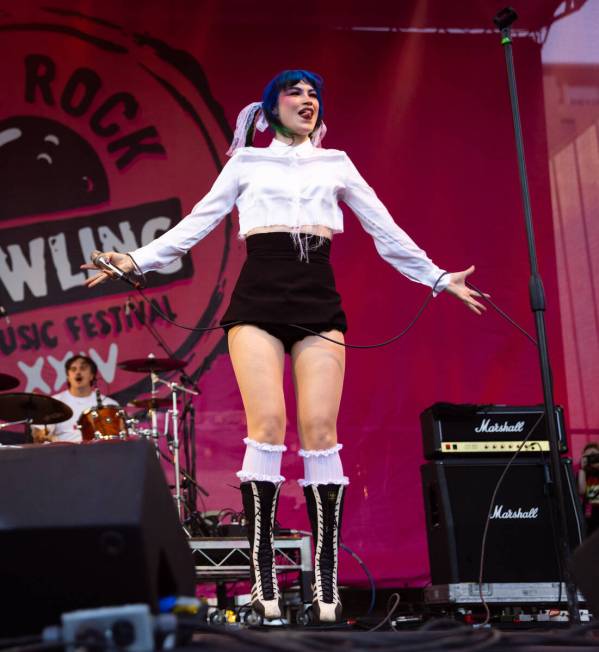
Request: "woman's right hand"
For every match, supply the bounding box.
[80,250,135,288]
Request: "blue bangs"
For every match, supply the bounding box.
[261,69,324,133]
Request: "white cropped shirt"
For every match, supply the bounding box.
[130,138,449,292]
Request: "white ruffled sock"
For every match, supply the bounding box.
[298,443,349,486]
[237,437,286,483]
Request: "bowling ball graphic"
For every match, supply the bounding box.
[0,7,241,402]
[0,116,109,220]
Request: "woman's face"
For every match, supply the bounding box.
[275,80,319,139]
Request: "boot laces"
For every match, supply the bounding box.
[317,514,338,603]
[256,540,276,595]
[253,491,278,600]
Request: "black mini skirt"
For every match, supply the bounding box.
[220,232,348,342]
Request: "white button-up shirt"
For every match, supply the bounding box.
[130,138,448,292]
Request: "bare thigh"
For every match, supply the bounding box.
[291,330,346,451]
[227,324,287,445]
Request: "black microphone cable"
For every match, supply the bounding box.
[125,271,537,351]
[466,280,537,346]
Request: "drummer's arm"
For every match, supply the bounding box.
[31,425,56,443]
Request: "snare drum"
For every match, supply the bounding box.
[77,405,128,441]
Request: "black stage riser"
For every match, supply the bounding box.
[0,439,195,635]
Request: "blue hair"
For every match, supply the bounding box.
[261,69,324,137]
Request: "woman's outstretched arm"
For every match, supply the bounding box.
[82,155,241,286]
[340,152,486,312]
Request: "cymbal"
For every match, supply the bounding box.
[118,357,186,373]
[0,373,19,391]
[0,393,73,424]
[128,396,171,410]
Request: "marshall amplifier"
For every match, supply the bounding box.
[421,457,584,584]
[420,403,567,459]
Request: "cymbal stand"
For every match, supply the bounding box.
[155,447,212,535]
[149,371,160,450]
[0,418,31,430]
[122,320,204,526]
[0,417,34,443]
[153,374,198,521]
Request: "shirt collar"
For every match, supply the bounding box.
[268,138,314,155]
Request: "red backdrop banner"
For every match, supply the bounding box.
[0,2,564,586]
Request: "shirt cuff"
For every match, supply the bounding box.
[127,247,154,273]
[431,270,451,296]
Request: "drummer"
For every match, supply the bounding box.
[32,355,118,443]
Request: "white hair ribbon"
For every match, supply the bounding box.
[226,102,267,157]
[226,101,327,156]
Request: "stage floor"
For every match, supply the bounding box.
[178,623,599,652]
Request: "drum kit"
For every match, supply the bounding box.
[0,356,200,523]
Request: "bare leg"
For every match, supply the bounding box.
[228,324,287,620]
[291,330,345,450]
[228,324,287,445]
[292,330,346,624]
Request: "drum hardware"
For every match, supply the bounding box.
[128,396,172,410]
[125,416,141,436]
[151,372,199,521]
[148,366,160,449]
[119,346,206,531]
[155,446,211,537]
[0,393,73,425]
[0,373,19,392]
[0,392,73,442]
[117,357,187,374]
[0,417,32,430]
[131,425,155,439]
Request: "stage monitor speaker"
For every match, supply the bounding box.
[570,528,599,613]
[0,439,195,635]
[421,457,584,585]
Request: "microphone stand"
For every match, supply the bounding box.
[493,7,580,623]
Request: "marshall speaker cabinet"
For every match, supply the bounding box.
[420,403,568,459]
[421,457,584,584]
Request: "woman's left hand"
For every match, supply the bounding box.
[444,265,488,315]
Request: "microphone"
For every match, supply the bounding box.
[95,387,103,409]
[91,251,137,287]
[0,306,9,326]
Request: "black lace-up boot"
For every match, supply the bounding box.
[240,480,284,620]
[304,483,346,623]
